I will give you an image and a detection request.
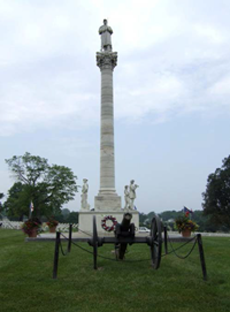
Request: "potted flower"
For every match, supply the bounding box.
[175,212,199,237]
[46,219,59,233]
[21,218,41,237]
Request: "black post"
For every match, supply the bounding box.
[164,226,168,255]
[197,234,208,281]
[53,231,61,279]
[68,224,72,253]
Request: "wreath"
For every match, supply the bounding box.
[101,215,117,232]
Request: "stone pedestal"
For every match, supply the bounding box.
[78,211,139,235]
[94,193,121,211]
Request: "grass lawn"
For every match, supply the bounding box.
[0,229,230,312]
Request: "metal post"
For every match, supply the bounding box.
[53,231,61,279]
[197,234,208,281]
[164,226,168,255]
[68,224,72,253]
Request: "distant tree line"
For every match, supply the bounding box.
[139,154,230,233]
[1,152,230,231]
[139,210,229,232]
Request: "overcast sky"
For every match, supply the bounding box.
[0,0,230,214]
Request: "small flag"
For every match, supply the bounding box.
[30,201,34,212]
[133,206,137,211]
[183,206,193,214]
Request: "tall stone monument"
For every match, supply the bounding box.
[94,19,121,211]
[78,20,139,233]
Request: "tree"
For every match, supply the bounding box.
[3,182,29,220]
[65,211,78,224]
[5,152,79,219]
[202,155,230,230]
[61,208,71,219]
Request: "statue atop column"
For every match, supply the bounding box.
[99,19,113,52]
[81,178,90,210]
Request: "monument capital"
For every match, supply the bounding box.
[96,52,118,70]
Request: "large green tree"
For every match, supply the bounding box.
[5,152,78,219]
[202,155,230,229]
[3,183,29,220]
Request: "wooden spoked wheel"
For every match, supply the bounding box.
[150,214,162,269]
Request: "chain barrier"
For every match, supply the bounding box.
[60,233,159,263]
[60,233,95,256]
[167,235,198,259]
[60,232,150,262]
[58,232,199,263]
[77,227,93,237]
[59,240,69,256]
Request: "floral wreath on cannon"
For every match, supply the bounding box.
[101,215,117,232]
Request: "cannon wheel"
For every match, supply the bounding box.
[150,214,162,269]
[92,215,98,270]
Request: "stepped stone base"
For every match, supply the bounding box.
[78,211,139,234]
[94,192,121,211]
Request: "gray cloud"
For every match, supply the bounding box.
[1,0,230,136]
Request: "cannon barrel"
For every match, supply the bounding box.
[115,213,135,238]
[120,213,132,230]
[115,213,135,260]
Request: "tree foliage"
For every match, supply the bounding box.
[5,152,78,219]
[202,155,230,229]
[139,210,221,232]
[3,182,30,220]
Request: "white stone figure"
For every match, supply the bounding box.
[124,185,130,210]
[99,19,113,52]
[81,179,90,210]
[129,180,139,210]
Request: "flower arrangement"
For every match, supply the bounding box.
[46,219,59,229]
[21,218,41,235]
[175,212,199,233]
[101,215,117,232]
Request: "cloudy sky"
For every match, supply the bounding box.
[0,0,230,214]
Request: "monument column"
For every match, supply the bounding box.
[94,20,121,211]
[78,20,139,233]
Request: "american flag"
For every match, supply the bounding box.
[183,206,193,214]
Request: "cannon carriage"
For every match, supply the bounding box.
[87,212,162,270]
[45,212,207,280]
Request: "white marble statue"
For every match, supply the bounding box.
[124,185,130,210]
[81,178,90,210]
[99,19,113,52]
[129,180,139,210]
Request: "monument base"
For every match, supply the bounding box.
[94,192,121,211]
[78,211,139,235]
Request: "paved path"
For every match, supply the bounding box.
[25,230,230,242]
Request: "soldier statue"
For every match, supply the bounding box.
[99,19,113,52]
[81,178,90,210]
[124,185,130,210]
[129,180,139,210]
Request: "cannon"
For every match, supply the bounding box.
[114,212,135,260]
[50,212,207,280]
[87,213,162,269]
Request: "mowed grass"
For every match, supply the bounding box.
[0,230,230,312]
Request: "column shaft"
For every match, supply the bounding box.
[100,68,115,190]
